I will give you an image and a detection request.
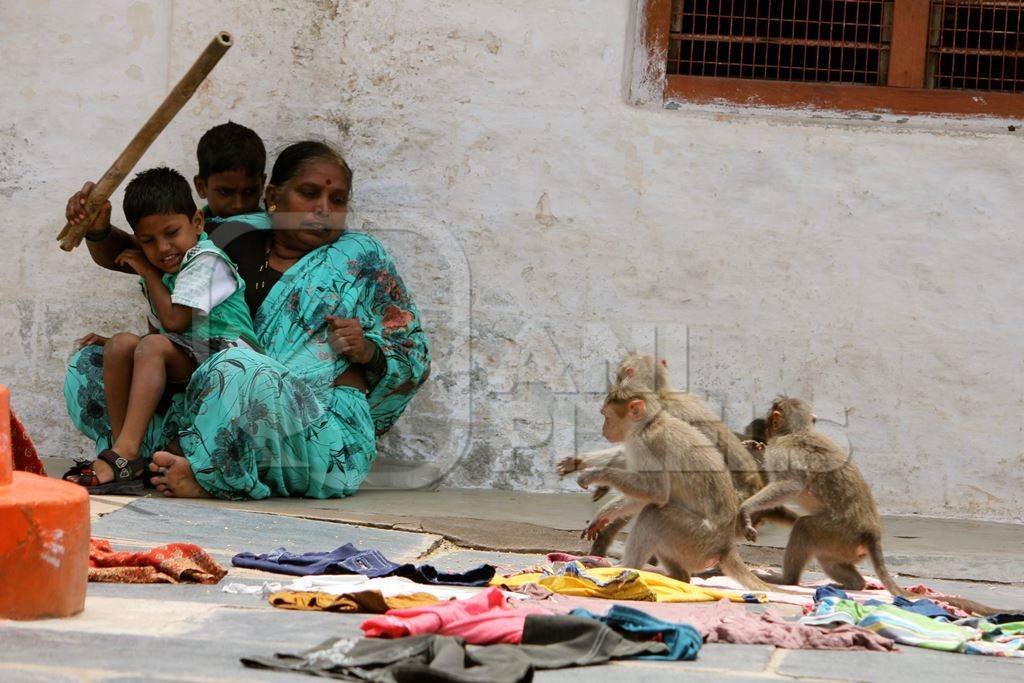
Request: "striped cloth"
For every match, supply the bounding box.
[802,596,1024,657]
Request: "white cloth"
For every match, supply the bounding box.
[221,581,285,596]
[170,252,238,314]
[281,575,527,602]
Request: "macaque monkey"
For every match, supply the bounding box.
[571,375,776,591]
[738,397,1003,614]
[559,354,796,556]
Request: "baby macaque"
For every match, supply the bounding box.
[570,372,775,590]
[738,397,1004,615]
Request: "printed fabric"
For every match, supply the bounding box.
[10,409,46,476]
[88,538,226,584]
[63,231,430,499]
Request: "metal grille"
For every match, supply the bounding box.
[927,1,1024,91]
[667,1,893,84]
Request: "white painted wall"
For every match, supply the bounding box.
[1,0,1021,521]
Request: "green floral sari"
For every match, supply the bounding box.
[63,232,430,499]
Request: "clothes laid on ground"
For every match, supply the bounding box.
[496,562,760,603]
[243,614,669,682]
[232,544,494,586]
[361,587,551,645]
[232,544,401,577]
[10,409,46,476]
[541,595,895,651]
[88,538,226,584]
[270,590,440,614]
[802,595,1024,657]
[694,575,892,610]
[570,604,702,661]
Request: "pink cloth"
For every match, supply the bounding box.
[546,553,613,568]
[902,584,972,618]
[537,595,895,651]
[360,587,551,645]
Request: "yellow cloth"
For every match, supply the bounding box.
[268,590,440,613]
[493,566,762,603]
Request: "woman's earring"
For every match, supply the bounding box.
[269,204,277,213]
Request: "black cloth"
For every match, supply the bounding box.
[394,563,495,587]
[206,221,280,319]
[240,614,668,682]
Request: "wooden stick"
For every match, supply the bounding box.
[57,31,234,251]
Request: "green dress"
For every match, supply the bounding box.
[63,231,430,499]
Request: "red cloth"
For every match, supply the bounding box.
[361,586,550,645]
[10,409,46,476]
[88,538,227,584]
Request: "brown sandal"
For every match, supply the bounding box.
[62,449,145,495]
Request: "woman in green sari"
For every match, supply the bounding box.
[63,141,430,498]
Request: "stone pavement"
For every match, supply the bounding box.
[1,489,1023,682]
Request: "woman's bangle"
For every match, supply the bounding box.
[84,225,112,242]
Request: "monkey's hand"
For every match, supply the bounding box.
[576,468,603,490]
[556,456,581,477]
[581,515,611,541]
[591,485,610,502]
[742,439,765,455]
[740,510,758,543]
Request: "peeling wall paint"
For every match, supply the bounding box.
[1,0,1022,521]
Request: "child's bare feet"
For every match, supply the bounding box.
[149,451,212,498]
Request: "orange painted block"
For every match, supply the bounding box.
[0,385,90,620]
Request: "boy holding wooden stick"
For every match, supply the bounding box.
[63,167,260,493]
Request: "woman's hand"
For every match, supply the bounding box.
[326,315,375,364]
[114,249,159,279]
[75,332,109,350]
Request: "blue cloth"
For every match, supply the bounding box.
[232,545,496,586]
[892,596,950,620]
[813,585,850,603]
[570,605,701,661]
[232,544,400,578]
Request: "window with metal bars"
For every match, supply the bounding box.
[668,1,893,85]
[928,1,1024,91]
[642,0,1024,116]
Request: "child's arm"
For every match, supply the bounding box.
[115,250,196,333]
[66,182,137,274]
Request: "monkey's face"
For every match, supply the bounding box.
[601,399,646,442]
[601,401,629,443]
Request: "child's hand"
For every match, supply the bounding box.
[115,249,158,278]
[65,181,112,235]
[75,332,109,350]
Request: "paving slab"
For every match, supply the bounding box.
[779,644,1024,682]
[426,549,542,573]
[91,497,442,563]
[0,628,322,682]
[154,489,1024,584]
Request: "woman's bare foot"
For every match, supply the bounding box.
[149,451,211,498]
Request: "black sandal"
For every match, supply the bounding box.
[62,449,146,495]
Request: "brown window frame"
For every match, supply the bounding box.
[644,0,1024,117]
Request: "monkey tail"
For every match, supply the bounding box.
[719,547,796,594]
[864,535,904,598]
[864,536,1004,617]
